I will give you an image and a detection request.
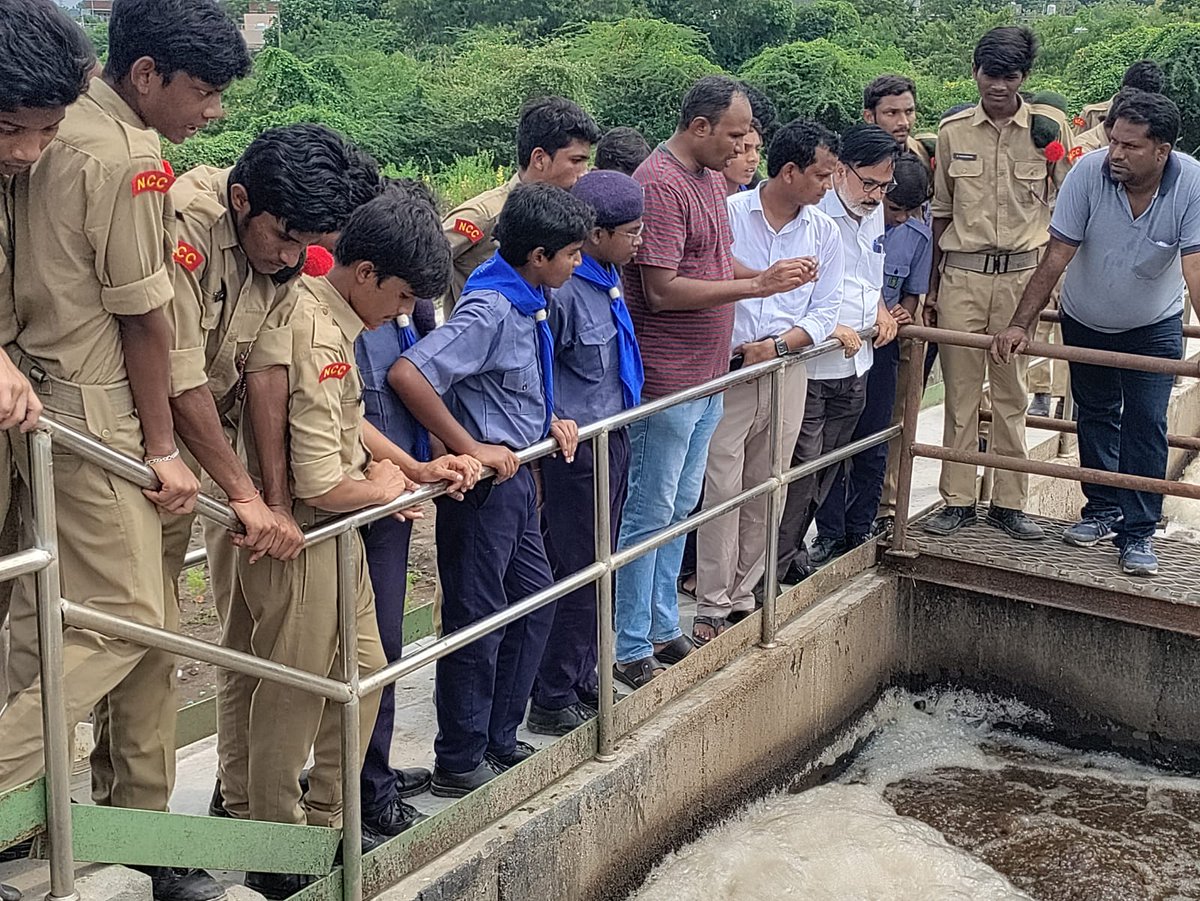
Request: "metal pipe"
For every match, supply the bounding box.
[359,563,606,695]
[0,547,53,583]
[980,409,1200,452]
[336,532,363,901]
[779,426,902,487]
[890,336,926,555]
[60,600,352,702]
[899,325,1200,378]
[29,430,78,901]
[1039,309,1200,340]
[911,443,1200,500]
[593,430,617,762]
[760,365,784,649]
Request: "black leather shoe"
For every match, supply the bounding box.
[845,532,870,550]
[430,759,502,798]
[208,780,228,819]
[245,872,315,900]
[781,561,812,584]
[526,702,596,736]
[0,840,32,863]
[485,740,536,771]
[922,505,977,536]
[809,535,847,565]
[986,505,1045,541]
[652,635,695,665]
[1,883,21,901]
[131,867,226,901]
[364,795,426,837]
[393,766,432,799]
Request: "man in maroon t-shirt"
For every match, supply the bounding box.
[614,75,815,687]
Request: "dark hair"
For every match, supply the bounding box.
[839,123,899,168]
[516,96,600,169]
[230,125,363,236]
[0,0,95,113]
[766,119,840,178]
[863,75,917,113]
[678,75,748,131]
[1122,60,1165,95]
[595,126,651,176]
[888,153,930,210]
[972,26,1038,77]
[1104,87,1146,130]
[335,184,451,300]
[740,81,778,139]
[1114,89,1181,146]
[346,144,384,210]
[942,103,975,120]
[106,0,251,87]
[495,183,594,267]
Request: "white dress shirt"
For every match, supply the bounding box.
[727,183,846,353]
[807,188,886,380]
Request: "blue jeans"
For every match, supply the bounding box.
[1062,313,1182,545]
[615,395,723,664]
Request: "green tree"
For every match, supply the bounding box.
[1147,23,1200,153]
[646,0,796,67]
[792,0,861,43]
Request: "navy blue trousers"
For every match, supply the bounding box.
[816,340,901,538]
[1062,313,1182,545]
[360,516,412,817]
[534,430,630,711]
[433,467,555,773]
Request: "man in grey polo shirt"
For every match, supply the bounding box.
[992,91,1200,576]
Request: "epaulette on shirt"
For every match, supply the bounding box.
[172,166,229,229]
[937,106,978,132]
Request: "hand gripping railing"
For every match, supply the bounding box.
[3,326,900,901]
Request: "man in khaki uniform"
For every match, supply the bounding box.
[862,74,932,173]
[922,26,1072,540]
[0,3,249,899]
[96,125,376,824]
[236,187,479,899]
[440,96,599,315]
[1072,60,1165,134]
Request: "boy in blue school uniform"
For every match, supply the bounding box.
[391,183,591,796]
[527,171,645,735]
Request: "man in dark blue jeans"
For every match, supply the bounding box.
[992,90,1200,575]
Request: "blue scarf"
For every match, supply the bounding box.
[573,253,644,410]
[395,315,431,462]
[463,252,554,437]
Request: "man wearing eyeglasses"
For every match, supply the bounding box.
[921,26,1073,540]
[775,124,900,583]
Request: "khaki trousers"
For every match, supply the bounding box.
[239,520,384,827]
[696,363,808,618]
[937,265,1034,509]
[0,400,171,808]
[0,430,17,706]
[1029,284,1067,396]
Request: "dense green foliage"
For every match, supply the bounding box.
[91,0,1199,206]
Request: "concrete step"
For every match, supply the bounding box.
[0,858,266,901]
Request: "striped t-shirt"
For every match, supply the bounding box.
[623,146,736,399]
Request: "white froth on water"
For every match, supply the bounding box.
[1165,453,1200,539]
[627,688,1200,901]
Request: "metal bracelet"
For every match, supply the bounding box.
[144,448,180,466]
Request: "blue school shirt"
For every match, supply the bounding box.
[401,289,549,449]
[548,276,629,427]
[882,216,933,308]
[355,320,424,459]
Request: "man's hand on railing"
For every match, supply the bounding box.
[265,505,306,560]
[414,454,483,501]
[144,455,201,516]
[734,338,778,367]
[550,418,578,464]
[874,302,898,348]
[470,442,520,483]
[832,324,863,358]
[990,326,1032,365]
[891,305,914,327]
[0,355,42,432]
[228,494,281,564]
[366,459,425,521]
[922,287,939,328]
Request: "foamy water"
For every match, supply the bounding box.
[1164,454,1200,539]
[628,689,1200,901]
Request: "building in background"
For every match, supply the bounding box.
[241,0,279,51]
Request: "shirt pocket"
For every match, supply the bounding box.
[882,261,910,307]
[566,320,618,383]
[199,288,224,331]
[500,360,542,411]
[1132,236,1180,281]
[947,157,984,179]
[1013,160,1049,204]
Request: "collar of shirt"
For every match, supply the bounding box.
[744,181,814,238]
[970,96,1031,131]
[305,274,365,344]
[84,77,152,133]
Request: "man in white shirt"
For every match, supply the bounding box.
[692,120,845,643]
[776,124,900,583]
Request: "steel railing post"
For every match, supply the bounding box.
[760,363,785,649]
[29,429,78,901]
[335,532,363,901]
[889,334,925,555]
[593,429,617,762]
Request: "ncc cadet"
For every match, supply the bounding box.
[1073,60,1164,134]
[1074,87,1148,158]
[235,187,475,899]
[594,126,652,176]
[525,171,645,736]
[0,3,250,901]
[439,96,600,315]
[921,26,1073,541]
[152,124,381,824]
[862,74,933,172]
[393,183,587,797]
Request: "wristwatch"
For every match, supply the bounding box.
[774,336,789,358]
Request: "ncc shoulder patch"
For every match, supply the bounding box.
[1073,116,1087,130]
[131,168,176,196]
[454,218,485,244]
[319,362,352,382]
[172,240,205,272]
[1068,145,1085,163]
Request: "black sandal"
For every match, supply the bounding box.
[614,657,666,689]
[691,614,727,646]
[653,634,696,665]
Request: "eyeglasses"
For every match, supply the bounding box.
[848,165,898,195]
[609,225,644,241]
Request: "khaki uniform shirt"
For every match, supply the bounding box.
[245,275,368,501]
[0,176,15,347]
[439,174,519,313]
[12,78,175,385]
[167,165,278,414]
[1072,121,1108,158]
[1075,99,1112,135]
[906,134,932,170]
[931,100,1074,255]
